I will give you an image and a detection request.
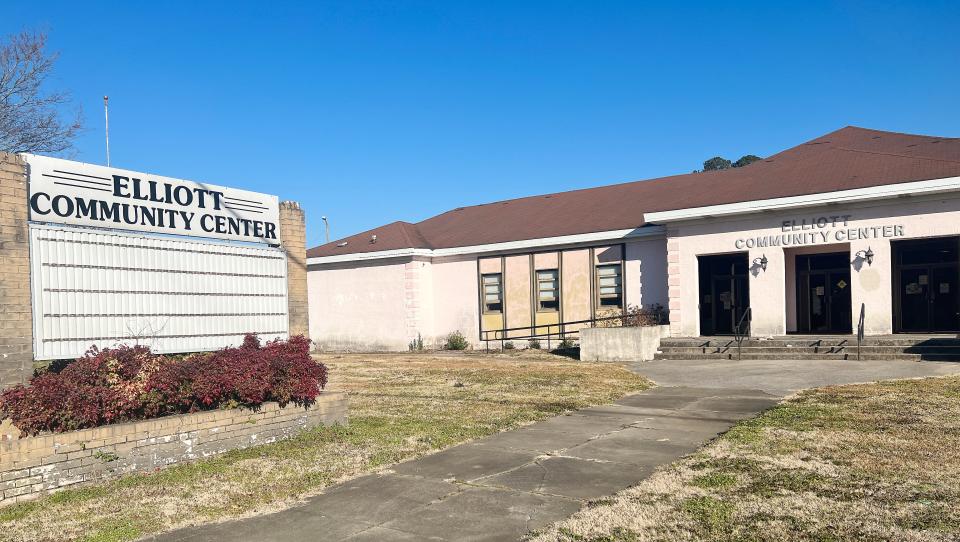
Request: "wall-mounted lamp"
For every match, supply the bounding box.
[855,247,875,266]
[752,254,768,271]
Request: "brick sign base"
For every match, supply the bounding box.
[0,392,347,506]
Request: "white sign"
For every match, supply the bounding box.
[25,155,280,244]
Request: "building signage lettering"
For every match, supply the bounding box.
[25,155,280,244]
[734,215,905,249]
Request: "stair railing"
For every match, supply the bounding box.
[733,307,752,361]
[857,302,865,361]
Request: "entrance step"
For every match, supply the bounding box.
[654,336,960,362]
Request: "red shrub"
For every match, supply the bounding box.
[0,335,325,436]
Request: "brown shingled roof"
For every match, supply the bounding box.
[308,126,960,258]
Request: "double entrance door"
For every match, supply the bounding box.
[796,252,852,334]
[698,254,750,336]
[893,237,960,333]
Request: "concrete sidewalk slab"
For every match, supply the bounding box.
[476,456,653,500]
[390,443,540,482]
[373,486,581,541]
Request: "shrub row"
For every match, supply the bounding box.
[0,335,327,436]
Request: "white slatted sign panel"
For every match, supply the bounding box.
[30,224,288,360]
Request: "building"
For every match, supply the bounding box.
[306,126,960,350]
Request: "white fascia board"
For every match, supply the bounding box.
[643,176,960,223]
[307,247,433,264]
[307,226,665,265]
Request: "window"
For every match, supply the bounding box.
[537,269,559,311]
[482,273,503,313]
[596,264,623,308]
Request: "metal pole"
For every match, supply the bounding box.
[321,216,330,243]
[103,96,111,166]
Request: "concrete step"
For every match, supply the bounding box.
[652,352,960,361]
[659,337,960,348]
[657,345,960,355]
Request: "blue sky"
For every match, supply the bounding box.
[7,2,959,247]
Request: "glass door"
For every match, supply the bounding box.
[893,237,960,333]
[930,265,960,332]
[898,268,930,332]
[796,252,852,334]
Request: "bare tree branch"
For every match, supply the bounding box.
[0,31,81,154]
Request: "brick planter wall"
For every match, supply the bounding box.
[0,391,347,506]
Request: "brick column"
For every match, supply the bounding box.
[0,153,33,388]
[279,201,308,338]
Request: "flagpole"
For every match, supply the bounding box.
[104,96,110,166]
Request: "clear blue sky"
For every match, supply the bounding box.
[7,2,959,247]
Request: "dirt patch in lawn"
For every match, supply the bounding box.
[530,375,960,542]
[0,350,649,542]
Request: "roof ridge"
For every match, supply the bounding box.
[841,125,958,140]
[834,146,960,165]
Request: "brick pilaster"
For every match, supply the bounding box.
[0,153,33,388]
[666,233,683,337]
[279,201,308,338]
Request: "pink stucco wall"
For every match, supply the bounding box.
[307,258,423,350]
[430,256,480,347]
[625,237,668,310]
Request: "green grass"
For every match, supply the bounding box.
[681,496,734,536]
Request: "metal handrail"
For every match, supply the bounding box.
[479,310,665,351]
[857,302,865,361]
[733,307,752,361]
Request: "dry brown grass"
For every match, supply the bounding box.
[531,375,960,542]
[0,350,649,542]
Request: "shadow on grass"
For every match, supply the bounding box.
[550,346,580,360]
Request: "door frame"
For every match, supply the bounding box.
[698,253,750,336]
[795,252,852,334]
[892,236,960,333]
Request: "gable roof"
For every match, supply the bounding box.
[308,126,960,258]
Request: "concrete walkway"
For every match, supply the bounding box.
[149,386,778,542]
[148,358,958,542]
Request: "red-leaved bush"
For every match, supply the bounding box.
[0,335,326,436]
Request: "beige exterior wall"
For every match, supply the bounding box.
[666,194,960,337]
[0,153,31,388]
[504,255,532,338]
[561,249,592,332]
